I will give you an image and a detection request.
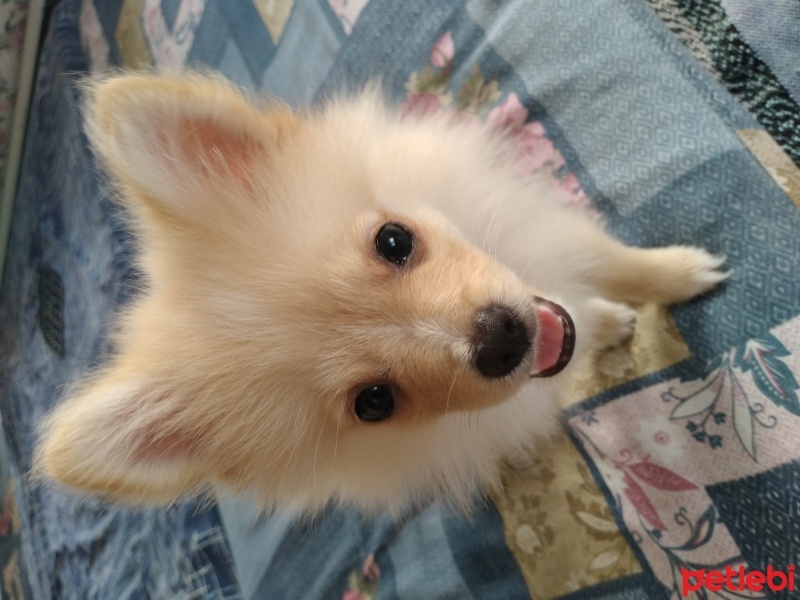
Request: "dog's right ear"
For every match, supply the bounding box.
[35,368,211,504]
[85,74,298,214]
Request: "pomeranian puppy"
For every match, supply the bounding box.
[35,74,726,514]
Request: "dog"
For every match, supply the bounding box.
[35,73,727,514]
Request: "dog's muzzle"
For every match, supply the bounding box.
[473,305,531,378]
[473,298,575,379]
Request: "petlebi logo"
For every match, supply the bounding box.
[680,565,796,596]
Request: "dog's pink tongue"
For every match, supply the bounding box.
[531,303,566,376]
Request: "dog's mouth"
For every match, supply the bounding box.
[529,297,575,378]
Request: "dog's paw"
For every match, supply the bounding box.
[585,298,637,349]
[651,246,729,304]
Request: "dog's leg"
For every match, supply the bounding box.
[585,237,728,306]
[583,297,638,349]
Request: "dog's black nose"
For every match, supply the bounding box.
[474,305,531,378]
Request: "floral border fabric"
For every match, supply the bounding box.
[0,0,28,195]
[0,2,32,598]
[0,432,28,600]
[568,316,800,598]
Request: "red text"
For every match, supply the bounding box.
[680,565,795,596]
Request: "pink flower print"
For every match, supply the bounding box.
[486,93,528,133]
[362,554,381,581]
[341,554,380,600]
[80,0,110,72]
[622,473,667,530]
[520,120,546,139]
[431,32,455,68]
[654,431,670,445]
[515,122,558,173]
[486,95,561,174]
[553,172,600,218]
[559,171,582,196]
[7,11,27,53]
[0,494,11,536]
[400,93,443,117]
[552,175,600,219]
[626,461,697,491]
[616,456,698,532]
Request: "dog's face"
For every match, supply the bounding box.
[37,76,574,511]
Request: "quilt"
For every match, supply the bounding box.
[1,0,798,598]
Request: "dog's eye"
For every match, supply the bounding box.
[376,223,413,265]
[354,384,394,422]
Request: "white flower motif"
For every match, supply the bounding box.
[766,166,791,194]
[639,418,688,463]
[515,524,542,554]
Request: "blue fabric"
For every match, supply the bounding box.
[0,428,31,599]
[617,151,800,360]
[707,459,800,581]
[226,501,528,600]
[466,0,753,217]
[259,0,343,103]
[316,1,463,101]
[0,2,241,599]
[1,0,798,598]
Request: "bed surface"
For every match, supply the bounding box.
[1,1,799,598]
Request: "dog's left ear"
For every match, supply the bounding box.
[86,74,298,214]
[35,371,211,504]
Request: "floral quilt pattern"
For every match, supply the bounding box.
[0,0,28,199]
[3,1,799,599]
[568,316,800,598]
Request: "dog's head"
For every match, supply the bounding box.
[36,75,575,512]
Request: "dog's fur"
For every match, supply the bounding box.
[35,74,726,514]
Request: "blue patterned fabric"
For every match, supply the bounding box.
[225,500,528,600]
[720,0,800,106]
[707,460,800,584]
[0,3,240,599]
[1,0,798,599]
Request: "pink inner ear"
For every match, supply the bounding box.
[133,424,206,463]
[178,117,261,187]
[122,390,209,463]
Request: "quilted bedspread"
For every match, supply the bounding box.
[1,1,799,599]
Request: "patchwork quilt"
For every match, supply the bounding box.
[1,0,799,598]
